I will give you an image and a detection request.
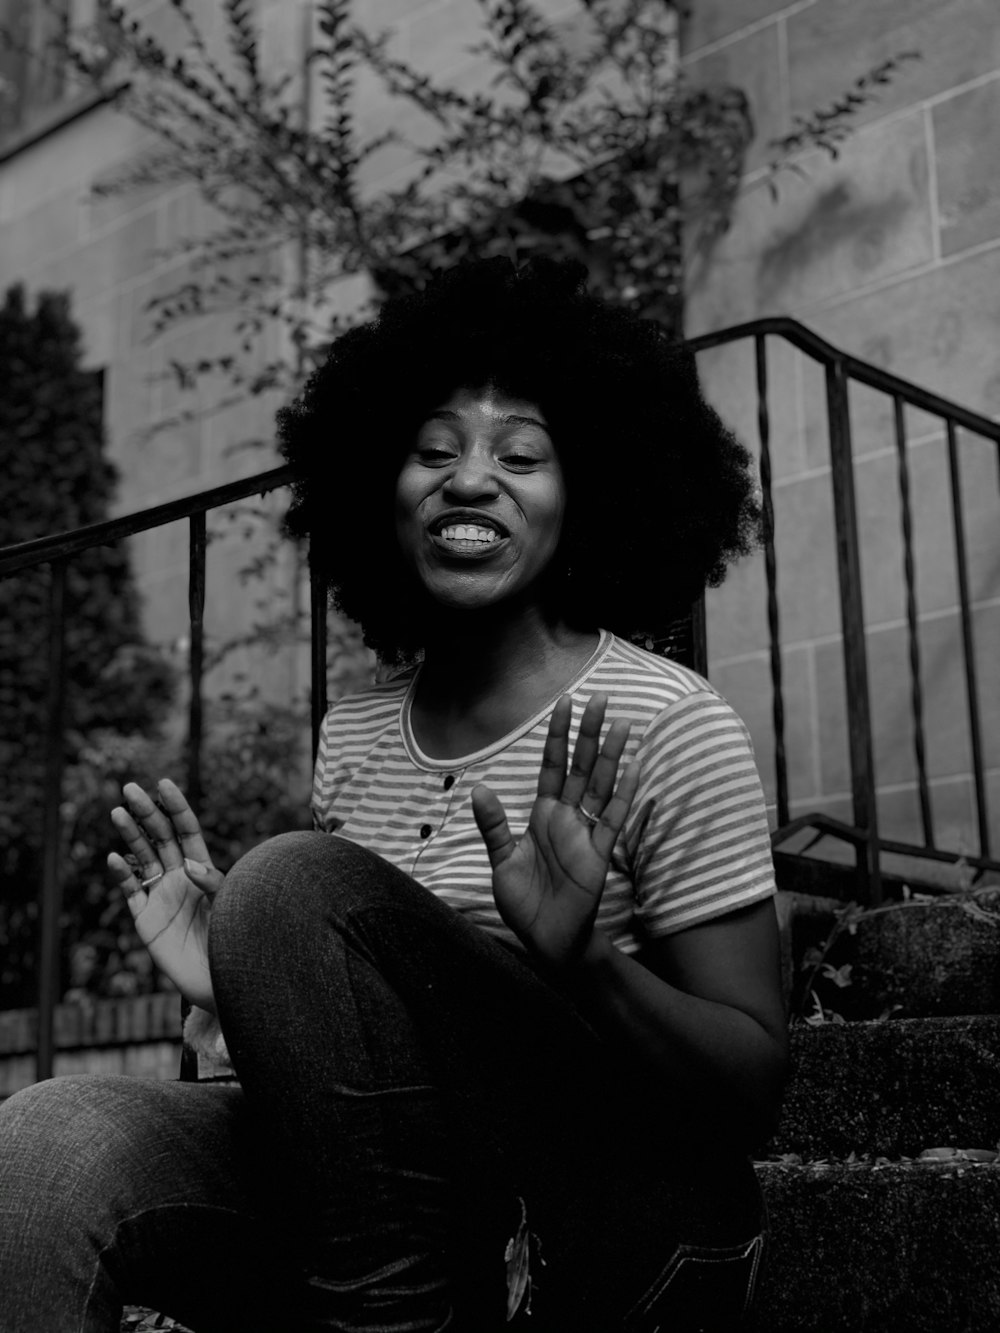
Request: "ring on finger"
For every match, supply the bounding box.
[140,871,164,889]
[577,803,601,828]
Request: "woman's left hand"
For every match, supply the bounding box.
[472,693,640,970]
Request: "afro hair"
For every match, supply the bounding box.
[278,257,760,663]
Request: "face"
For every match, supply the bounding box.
[394,385,566,615]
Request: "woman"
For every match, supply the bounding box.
[0,258,786,1331]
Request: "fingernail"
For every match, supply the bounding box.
[184,858,208,875]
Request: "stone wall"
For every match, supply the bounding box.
[681,0,1000,870]
[2,0,996,867]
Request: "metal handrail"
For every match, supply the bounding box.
[0,462,332,1081]
[2,316,998,1079]
[688,316,999,903]
[687,316,1000,445]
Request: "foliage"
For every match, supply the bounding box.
[0,284,176,1006]
[794,880,1000,1027]
[46,0,918,376]
[57,697,312,1005]
[0,286,315,1007]
[766,53,920,180]
[32,0,916,668]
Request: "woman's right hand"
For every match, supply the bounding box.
[107,778,224,1012]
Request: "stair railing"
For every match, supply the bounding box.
[1,317,998,1078]
[0,465,334,1082]
[688,317,1000,906]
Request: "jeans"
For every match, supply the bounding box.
[0,833,765,1332]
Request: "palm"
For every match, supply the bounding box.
[108,778,224,1010]
[473,694,640,968]
[129,866,214,1007]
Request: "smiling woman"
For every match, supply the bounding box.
[395,386,567,616]
[0,258,786,1333]
[279,257,760,664]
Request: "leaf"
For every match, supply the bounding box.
[820,962,853,989]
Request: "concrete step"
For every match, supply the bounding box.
[770,1014,1000,1160]
[751,1157,1000,1331]
[779,887,1000,1019]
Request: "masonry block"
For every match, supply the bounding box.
[787,0,1000,128]
[752,1158,1000,1331]
[772,1016,1000,1159]
[810,889,1000,1020]
[806,247,1000,423]
[685,21,786,173]
[694,333,807,484]
[686,111,935,336]
[708,647,817,808]
[813,605,1000,800]
[935,77,1000,257]
[680,0,786,54]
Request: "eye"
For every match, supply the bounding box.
[502,454,540,470]
[417,446,456,465]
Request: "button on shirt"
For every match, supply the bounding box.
[311,630,776,955]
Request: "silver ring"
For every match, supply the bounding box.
[140,871,164,889]
[577,804,600,828]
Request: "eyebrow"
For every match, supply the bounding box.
[427,409,549,431]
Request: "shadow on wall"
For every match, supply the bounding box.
[757,182,914,309]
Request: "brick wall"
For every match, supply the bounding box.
[0,993,182,1098]
[681,0,1000,869]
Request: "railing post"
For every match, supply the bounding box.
[946,421,991,861]
[37,559,68,1082]
[186,513,207,812]
[309,538,328,760]
[755,335,789,829]
[893,395,934,848]
[825,360,882,905]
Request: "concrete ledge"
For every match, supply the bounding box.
[814,893,1000,1020]
[772,1015,1000,1159]
[752,1159,1000,1331]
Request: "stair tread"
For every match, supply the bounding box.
[770,1013,1000,1158]
[751,1157,1000,1331]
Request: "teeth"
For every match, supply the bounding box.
[440,525,497,542]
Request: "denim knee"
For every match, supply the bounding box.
[212,830,419,945]
[0,1076,149,1237]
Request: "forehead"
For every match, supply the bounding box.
[427,384,548,428]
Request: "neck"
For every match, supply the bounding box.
[413,601,598,748]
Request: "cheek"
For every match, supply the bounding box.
[394,469,423,534]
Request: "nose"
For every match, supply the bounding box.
[442,449,500,501]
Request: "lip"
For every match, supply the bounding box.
[427,509,510,538]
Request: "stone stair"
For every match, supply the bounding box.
[750,883,1000,1331]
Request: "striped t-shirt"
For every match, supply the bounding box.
[311,629,775,955]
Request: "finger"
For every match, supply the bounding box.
[156,778,214,867]
[121,782,184,871]
[110,804,163,879]
[183,858,226,901]
[108,850,148,920]
[579,718,631,818]
[471,784,517,870]
[591,760,642,863]
[561,693,608,808]
[536,696,572,801]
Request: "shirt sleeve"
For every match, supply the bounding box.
[311,707,343,832]
[625,690,775,938]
